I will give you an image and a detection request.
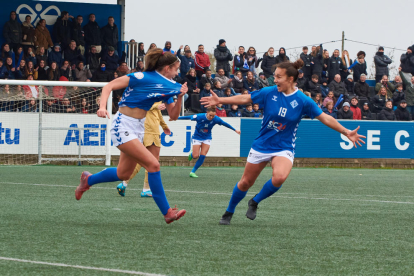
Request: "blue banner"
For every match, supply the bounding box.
[240,119,414,159]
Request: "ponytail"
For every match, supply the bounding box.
[275,59,304,82]
[144,48,179,72]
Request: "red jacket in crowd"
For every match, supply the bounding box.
[350,105,361,120]
[216,107,227,117]
[194,51,211,73]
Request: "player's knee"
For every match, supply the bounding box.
[117,170,132,181]
[192,153,199,159]
[238,177,254,191]
[271,174,287,187]
[146,162,160,173]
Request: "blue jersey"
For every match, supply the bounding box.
[118,71,181,111]
[250,87,322,154]
[178,113,236,140]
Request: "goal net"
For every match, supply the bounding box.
[0,80,113,165]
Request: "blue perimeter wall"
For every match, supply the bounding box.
[240,119,414,159]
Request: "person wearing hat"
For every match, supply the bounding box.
[344,74,355,97]
[400,46,414,81]
[48,43,63,67]
[392,83,406,108]
[91,61,111,82]
[214,39,233,77]
[257,72,269,89]
[337,101,354,120]
[354,73,370,108]
[361,102,372,120]
[320,77,329,97]
[395,100,412,121]
[352,54,367,82]
[101,46,119,72]
[163,41,175,54]
[296,69,307,91]
[374,46,392,83]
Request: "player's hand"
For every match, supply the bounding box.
[164,128,171,135]
[179,82,188,96]
[168,118,176,121]
[158,103,166,110]
[97,108,110,119]
[345,126,366,148]
[200,91,220,107]
[235,130,241,135]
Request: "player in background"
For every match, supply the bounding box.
[175,107,241,178]
[116,101,171,197]
[201,59,365,225]
[75,49,188,224]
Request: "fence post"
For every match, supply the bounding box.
[37,86,43,165]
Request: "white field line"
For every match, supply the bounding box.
[0,181,413,205]
[0,256,165,276]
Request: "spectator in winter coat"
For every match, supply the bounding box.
[313,93,323,109]
[72,15,85,55]
[3,57,15,79]
[75,61,92,81]
[3,11,22,53]
[300,46,312,79]
[214,39,233,77]
[374,47,392,83]
[25,47,37,67]
[320,78,329,97]
[323,91,336,107]
[227,104,242,117]
[37,60,48,80]
[48,44,63,68]
[47,62,60,81]
[395,100,412,121]
[307,75,321,97]
[215,103,227,117]
[64,41,84,67]
[275,47,289,64]
[329,74,347,98]
[350,97,361,120]
[399,69,414,116]
[296,70,307,91]
[101,46,119,72]
[354,74,370,105]
[233,46,249,77]
[91,61,111,82]
[53,11,73,51]
[252,103,262,117]
[361,103,372,120]
[310,44,324,78]
[243,71,259,92]
[378,100,396,120]
[400,46,414,81]
[60,60,72,80]
[392,84,406,107]
[375,75,395,98]
[177,47,195,75]
[83,14,102,53]
[101,17,118,51]
[261,47,277,78]
[194,44,210,79]
[242,104,255,117]
[21,15,36,50]
[34,20,53,53]
[337,102,353,119]
[257,72,269,89]
[344,75,355,98]
[163,41,175,54]
[340,50,352,81]
[87,46,100,73]
[246,47,261,74]
[372,86,389,113]
[200,69,214,89]
[232,71,244,93]
[183,68,199,109]
[327,49,343,82]
[212,80,224,98]
[214,68,233,90]
[36,46,48,67]
[322,50,330,78]
[322,101,338,119]
[352,54,367,82]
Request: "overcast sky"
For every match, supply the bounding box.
[48,0,414,77]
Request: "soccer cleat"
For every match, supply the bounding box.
[246,197,259,220]
[116,183,126,197]
[140,190,153,197]
[75,171,92,200]
[219,211,234,225]
[188,152,193,161]
[189,172,198,178]
[164,205,186,224]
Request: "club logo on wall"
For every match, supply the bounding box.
[16,3,61,26]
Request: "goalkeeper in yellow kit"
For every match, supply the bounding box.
[116,101,171,197]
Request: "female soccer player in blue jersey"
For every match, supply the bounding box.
[176,107,241,178]
[75,49,188,224]
[201,59,365,225]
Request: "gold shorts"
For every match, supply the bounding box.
[143,134,161,147]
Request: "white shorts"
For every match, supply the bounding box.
[110,112,145,147]
[247,148,294,165]
[192,139,211,146]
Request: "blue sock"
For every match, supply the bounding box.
[87,168,120,186]
[253,179,281,204]
[191,155,205,173]
[226,183,247,213]
[147,171,170,215]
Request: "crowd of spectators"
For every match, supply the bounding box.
[0,9,413,121]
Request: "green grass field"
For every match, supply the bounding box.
[0,166,413,276]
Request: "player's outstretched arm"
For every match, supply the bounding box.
[200,91,252,107]
[316,112,366,148]
[97,76,130,119]
[166,82,188,120]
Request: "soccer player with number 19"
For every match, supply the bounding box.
[201,59,366,225]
